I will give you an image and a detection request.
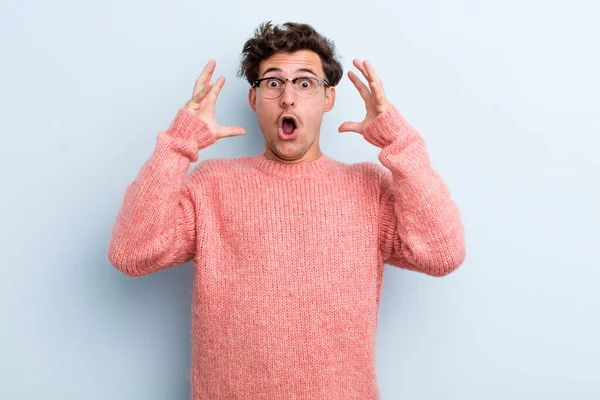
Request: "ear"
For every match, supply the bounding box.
[248,87,257,112]
[324,86,336,112]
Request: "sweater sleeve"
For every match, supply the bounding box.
[362,105,466,277]
[107,107,216,277]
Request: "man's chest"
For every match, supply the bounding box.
[211,179,379,260]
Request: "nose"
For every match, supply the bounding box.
[279,81,296,107]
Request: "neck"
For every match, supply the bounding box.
[263,146,322,164]
[252,150,333,179]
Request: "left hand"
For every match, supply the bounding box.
[338,59,391,135]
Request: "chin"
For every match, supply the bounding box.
[273,143,306,160]
[275,145,302,157]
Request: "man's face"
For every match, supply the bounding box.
[248,49,336,162]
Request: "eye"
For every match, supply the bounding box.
[266,79,281,88]
[297,78,312,89]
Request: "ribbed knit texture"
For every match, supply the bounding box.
[107,105,466,399]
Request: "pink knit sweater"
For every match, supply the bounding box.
[107,104,465,399]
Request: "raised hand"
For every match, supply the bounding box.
[338,59,391,135]
[184,60,246,140]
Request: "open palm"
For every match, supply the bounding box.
[338,59,391,135]
[184,60,246,140]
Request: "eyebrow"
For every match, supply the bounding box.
[260,67,319,78]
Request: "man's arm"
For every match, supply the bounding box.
[107,60,245,277]
[364,105,466,277]
[107,108,216,276]
[339,58,465,277]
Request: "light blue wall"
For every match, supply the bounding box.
[1,0,598,399]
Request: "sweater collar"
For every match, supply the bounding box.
[252,151,334,179]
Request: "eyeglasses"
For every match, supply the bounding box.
[253,76,330,99]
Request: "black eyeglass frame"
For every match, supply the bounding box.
[252,76,331,98]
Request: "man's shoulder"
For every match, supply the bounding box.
[187,155,253,182]
[187,154,387,182]
[335,158,386,181]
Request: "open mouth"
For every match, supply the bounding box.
[281,118,297,135]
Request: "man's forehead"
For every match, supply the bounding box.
[258,51,324,76]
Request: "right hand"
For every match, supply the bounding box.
[184,59,246,140]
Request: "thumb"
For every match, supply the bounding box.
[216,125,246,139]
[338,121,363,134]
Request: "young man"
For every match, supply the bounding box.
[108,21,466,400]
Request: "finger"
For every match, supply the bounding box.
[363,60,382,84]
[353,59,371,82]
[368,80,387,104]
[191,81,213,104]
[197,60,216,85]
[207,76,225,104]
[338,121,363,134]
[192,59,216,97]
[348,71,371,101]
[217,125,247,138]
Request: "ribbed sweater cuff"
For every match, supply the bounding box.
[165,107,216,159]
[362,105,414,149]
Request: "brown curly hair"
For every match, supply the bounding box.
[237,21,344,88]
